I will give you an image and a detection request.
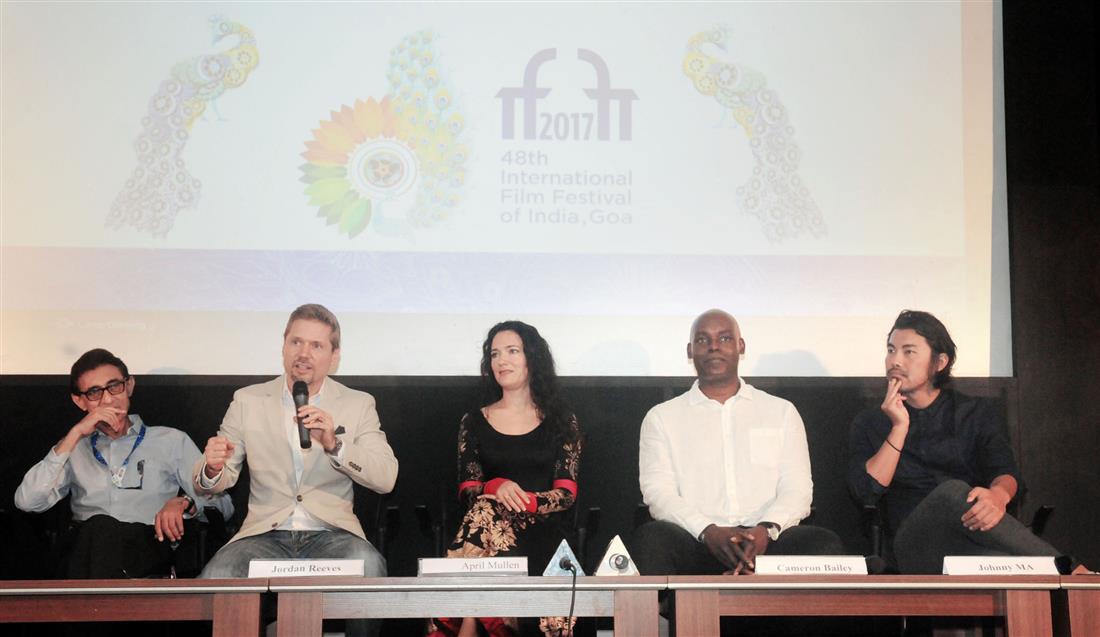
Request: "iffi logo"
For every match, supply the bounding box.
[497,49,638,142]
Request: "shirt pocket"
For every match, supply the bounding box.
[123,457,168,491]
[748,428,783,468]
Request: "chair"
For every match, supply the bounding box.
[355,489,400,560]
[172,506,229,578]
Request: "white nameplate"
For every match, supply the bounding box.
[754,555,868,575]
[418,557,528,576]
[942,556,1058,575]
[247,559,364,578]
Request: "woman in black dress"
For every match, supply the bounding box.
[429,321,583,637]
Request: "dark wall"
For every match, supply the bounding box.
[0,375,1021,579]
[1003,1,1100,569]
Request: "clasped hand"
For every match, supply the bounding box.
[702,524,770,575]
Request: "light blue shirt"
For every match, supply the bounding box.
[15,414,233,524]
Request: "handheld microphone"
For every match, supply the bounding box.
[292,381,311,449]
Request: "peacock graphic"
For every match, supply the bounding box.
[107,15,259,237]
[299,30,470,239]
[683,27,825,242]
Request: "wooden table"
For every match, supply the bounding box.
[668,575,1060,636]
[269,575,664,636]
[0,578,266,637]
[1057,574,1100,636]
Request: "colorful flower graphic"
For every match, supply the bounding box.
[300,30,469,238]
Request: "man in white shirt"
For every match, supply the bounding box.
[633,309,843,575]
[194,304,398,634]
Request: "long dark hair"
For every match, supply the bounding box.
[890,309,957,388]
[480,320,577,442]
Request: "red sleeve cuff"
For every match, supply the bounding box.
[552,479,578,498]
[457,480,483,498]
[483,477,508,496]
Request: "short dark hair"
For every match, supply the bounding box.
[479,320,578,443]
[285,303,341,350]
[889,310,957,388]
[70,348,130,395]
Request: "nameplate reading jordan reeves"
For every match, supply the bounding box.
[942,556,1059,575]
[247,559,365,578]
[754,555,868,575]
[418,557,529,577]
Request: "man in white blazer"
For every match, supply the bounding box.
[194,304,399,604]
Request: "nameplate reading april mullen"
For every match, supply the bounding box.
[754,555,868,575]
[248,559,365,578]
[418,557,528,576]
[942,555,1059,575]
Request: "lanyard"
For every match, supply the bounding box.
[91,422,146,488]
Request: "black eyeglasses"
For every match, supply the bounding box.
[75,377,129,401]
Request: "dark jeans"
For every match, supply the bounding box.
[59,514,173,579]
[629,520,846,575]
[893,479,1061,574]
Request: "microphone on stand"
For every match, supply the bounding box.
[608,553,631,572]
[594,535,639,576]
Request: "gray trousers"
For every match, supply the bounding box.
[893,479,1061,574]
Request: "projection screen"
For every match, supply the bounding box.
[0,1,1010,377]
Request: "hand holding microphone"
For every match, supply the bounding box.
[293,381,311,449]
[293,381,340,453]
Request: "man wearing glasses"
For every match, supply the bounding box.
[14,348,233,578]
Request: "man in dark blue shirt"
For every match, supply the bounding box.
[848,310,1085,573]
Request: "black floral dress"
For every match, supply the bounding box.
[446,410,583,573]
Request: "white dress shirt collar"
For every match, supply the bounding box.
[686,378,754,406]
